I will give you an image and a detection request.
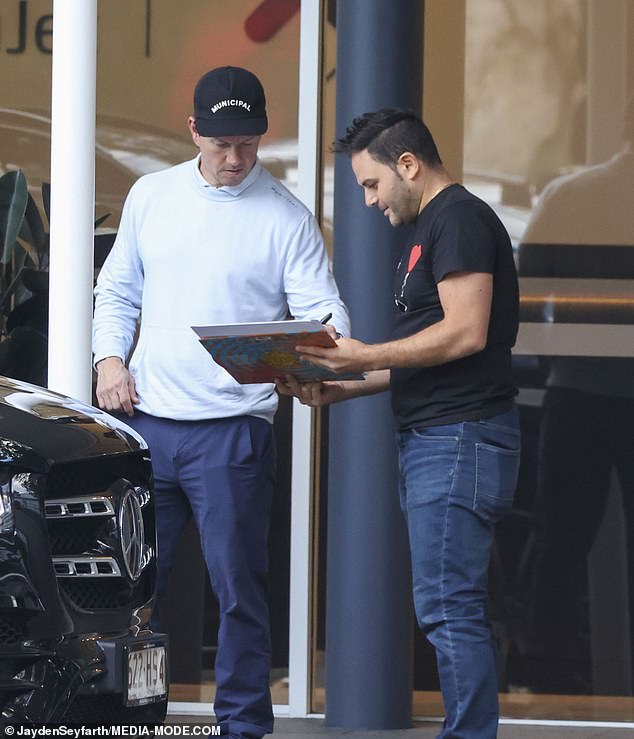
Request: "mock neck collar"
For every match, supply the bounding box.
[192,155,262,197]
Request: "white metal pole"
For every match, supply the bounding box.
[289,0,322,719]
[48,0,97,402]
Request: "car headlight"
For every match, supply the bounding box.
[5,472,40,535]
[0,480,14,534]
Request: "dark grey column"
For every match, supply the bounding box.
[325,0,424,730]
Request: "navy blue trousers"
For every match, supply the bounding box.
[125,412,276,738]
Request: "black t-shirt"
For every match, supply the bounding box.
[390,184,519,430]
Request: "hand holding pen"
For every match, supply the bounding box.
[319,312,341,340]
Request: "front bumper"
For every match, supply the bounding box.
[0,630,168,724]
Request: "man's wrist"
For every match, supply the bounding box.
[365,343,391,372]
[96,356,124,371]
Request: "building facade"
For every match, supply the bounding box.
[1,0,633,728]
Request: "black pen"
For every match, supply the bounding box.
[319,312,342,339]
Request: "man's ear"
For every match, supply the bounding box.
[396,151,420,180]
[187,117,200,143]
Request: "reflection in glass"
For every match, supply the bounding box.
[462,0,634,717]
[516,93,634,697]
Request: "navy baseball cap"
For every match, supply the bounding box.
[193,66,268,137]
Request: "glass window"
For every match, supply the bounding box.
[462,0,634,720]
[314,0,634,723]
[0,0,302,708]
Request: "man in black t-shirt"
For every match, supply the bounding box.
[391,182,518,429]
[277,109,520,739]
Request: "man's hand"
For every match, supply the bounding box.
[95,357,139,417]
[275,375,349,407]
[296,336,373,374]
[276,369,389,406]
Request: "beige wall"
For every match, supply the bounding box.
[423,0,466,182]
[1,0,54,112]
[0,0,300,142]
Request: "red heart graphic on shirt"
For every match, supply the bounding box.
[408,244,422,272]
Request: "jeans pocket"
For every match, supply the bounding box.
[473,442,520,523]
[398,432,460,511]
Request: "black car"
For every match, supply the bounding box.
[0,375,168,725]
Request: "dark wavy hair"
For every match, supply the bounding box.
[333,108,442,170]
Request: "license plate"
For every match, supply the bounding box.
[126,645,167,705]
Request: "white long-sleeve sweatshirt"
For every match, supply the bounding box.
[93,157,350,423]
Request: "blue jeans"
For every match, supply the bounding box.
[124,412,276,739]
[398,408,520,739]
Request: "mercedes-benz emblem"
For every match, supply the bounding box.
[119,487,146,581]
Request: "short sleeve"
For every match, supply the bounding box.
[430,202,498,283]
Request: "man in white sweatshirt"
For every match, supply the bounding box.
[93,66,350,739]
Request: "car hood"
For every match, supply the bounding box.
[0,376,146,467]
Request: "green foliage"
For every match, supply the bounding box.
[0,170,28,265]
[0,169,112,336]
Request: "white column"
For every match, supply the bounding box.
[48,0,98,402]
[289,0,322,719]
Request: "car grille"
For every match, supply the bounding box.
[46,455,149,498]
[59,579,136,611]
[0,614,27,645]
[47,515,106,553]
[43,453,154,612]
